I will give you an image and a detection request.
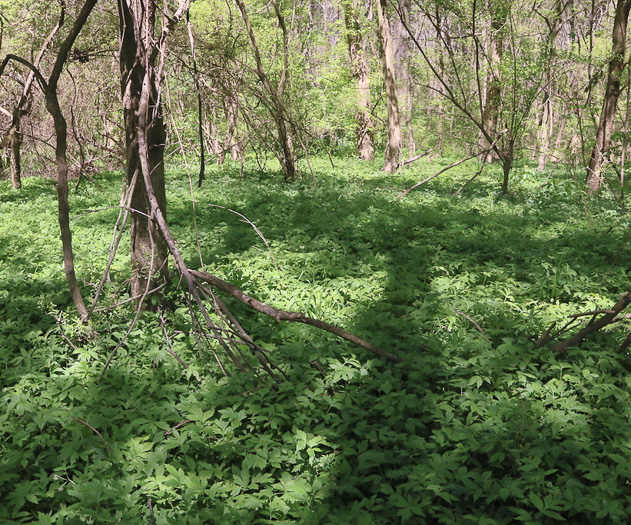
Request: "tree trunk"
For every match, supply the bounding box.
[376,0,401,172]
[479,1,507,162]
[501,138,514,194]
[536,92,552,171]
[225,90,242,161]
[118,0,169,298]
[8,115,22,189]
[343,0,374,160]
[392,0,414,162]
[586,0,631,193]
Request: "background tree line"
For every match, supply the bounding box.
[2,0,631,194]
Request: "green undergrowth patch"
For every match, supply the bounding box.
[1,157,631,523]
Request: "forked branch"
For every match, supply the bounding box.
[537,292,631,353]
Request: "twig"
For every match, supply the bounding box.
[210,204,279,271]
[396,149,432,169]
[158,312,202,383]
[190,270,403,363]
[618,331,631,353]
[73,417,111,452]
[452,155,489,196]
[92,283,166,312]
[398,131,506,197]
[456,310,489,340]
[98,242,163,382]
[147,498,154,525]
[164,419,192,436]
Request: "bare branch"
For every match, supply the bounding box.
[190,270,404,363]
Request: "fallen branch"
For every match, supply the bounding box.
[189,270,404,363]
[398,131,506,198]
[164,419,192,436]
[452,155,489,196]
[396,149,432,170]
[538,292,631,353]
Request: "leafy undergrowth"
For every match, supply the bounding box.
[1,157,631,524]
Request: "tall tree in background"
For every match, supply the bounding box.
[586,0,631,193]
[392,0,415,159]
[343,0,374,160]
[376,0,401,172]
[479,0,508,162]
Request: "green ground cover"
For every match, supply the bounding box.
[1,157,631,523]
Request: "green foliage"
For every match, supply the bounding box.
[1,158,631,523]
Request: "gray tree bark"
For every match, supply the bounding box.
[586,0,631,192]
[118,0,170,298]
[376,0,401,172]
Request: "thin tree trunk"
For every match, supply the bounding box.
[433,5,445,154]
[9,114,21,189]
[343,0,374,160]
[537,93,552,171]
[479,1,507,162]
[225,90,242,161]
[376,0,401,172]
[185,12,205,187]
[235,0,296,180]
[586,0,631,193]
[393,0,414,161]
[118,0,170,298]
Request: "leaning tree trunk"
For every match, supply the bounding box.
[118,0,170,298]
[343,0,374,160]
[376,0,401,172]
[586,0,631,193]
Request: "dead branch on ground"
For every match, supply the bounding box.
[398,132,505,197]
[395,149,432,170]
[189,270,404,363]
[536,292,631,353]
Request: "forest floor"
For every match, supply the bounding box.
[1,156,631,523]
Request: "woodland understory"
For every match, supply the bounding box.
[2,158,631,523]
[2,0,631,523]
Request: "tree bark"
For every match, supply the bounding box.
[376,0,401,172]
[118,0,170,298]
[586,0,631,193]
[8,114,22,189]
[224,90,242,161]
[343,0,375,160]
[479,0,508,162]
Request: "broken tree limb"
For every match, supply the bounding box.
[398,131,506,197]
[396,149,432,170]
[189,270,404,363]
[543,292,631,353]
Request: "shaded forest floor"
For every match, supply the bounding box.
[1,156,631,523]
